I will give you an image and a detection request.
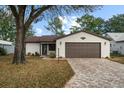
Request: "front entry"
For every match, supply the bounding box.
[42,44,47,55]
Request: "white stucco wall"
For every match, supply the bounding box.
[110,41,124,55]
[110,41,118,53]
[110,42,124,55]
[26,43,40,54]
[4,45,14,54]
[0,44,14,54]
[26,42,56,55]
[117,42,124,55]
[56,32,110,58]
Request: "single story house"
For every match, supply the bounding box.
[0,40,14,54]
[25,31,110,58]
[106,33,124,55]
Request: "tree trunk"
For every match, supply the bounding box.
[21,27,26,63]
[12,18,26,64]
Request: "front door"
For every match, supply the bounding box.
[42,44,47,55]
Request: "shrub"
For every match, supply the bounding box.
[110,51,124,57]
[35,52,40,56]
[0,47,7,56]
[32,53,35,56]
[49,52,56,58]
[105,56,109,59]
[27,52,31,56]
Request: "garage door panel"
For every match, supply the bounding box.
[65,43,101,58]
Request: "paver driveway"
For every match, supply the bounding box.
[65,58,124,88]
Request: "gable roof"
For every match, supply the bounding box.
[25,35,60,43]
[56,31,110,41]
[106,32,124,42]
[25,31,110,43]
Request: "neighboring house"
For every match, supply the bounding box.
[25,31,110,58]
[106,33,124,55]
[0,40,14,54]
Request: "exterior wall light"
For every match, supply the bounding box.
[80,37,86,40]
[104,42,106,45]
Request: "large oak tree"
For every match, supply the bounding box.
[8,5,101,64]
[0,7,35,42]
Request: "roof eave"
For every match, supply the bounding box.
[116,40,124,43]
[56,30,111,41]
[25,41,56,43]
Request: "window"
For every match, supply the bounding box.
[120,46,122,49]
[110,44,112,47]
[49,44,56,51]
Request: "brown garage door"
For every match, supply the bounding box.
[65,43,101,58]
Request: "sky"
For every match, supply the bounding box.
[33,5,124,36]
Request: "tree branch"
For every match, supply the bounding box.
[28,6,35,19]
[25,5,53,28]
[9,5,18,18]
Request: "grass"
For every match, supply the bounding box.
[0,56,74,88]
[108,56,124,64]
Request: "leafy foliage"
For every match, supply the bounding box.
[32,6,102,23]
[35,52,40,56]
[45,17,65,36]
[70,26,81,34]
[49,52,56,58]
[26,26,35,37]
[0,8,16,42]
[0,47,7,56]
[0,7,35,42]
[43,6,101,35]
[105,14,124,32]
[70,14,105,35]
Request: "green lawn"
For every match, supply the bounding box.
[0,56,74,88]
[109,56,124,64]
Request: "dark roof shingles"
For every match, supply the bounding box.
[25,31,110,43]
[25,35,59,43]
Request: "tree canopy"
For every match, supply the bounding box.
[0,7,35,42]
[45,17,65,36]
[0,8,15,42]
[70,14,105,35]
[105,14,124,32]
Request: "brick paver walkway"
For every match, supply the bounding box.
[65,58,124,88]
